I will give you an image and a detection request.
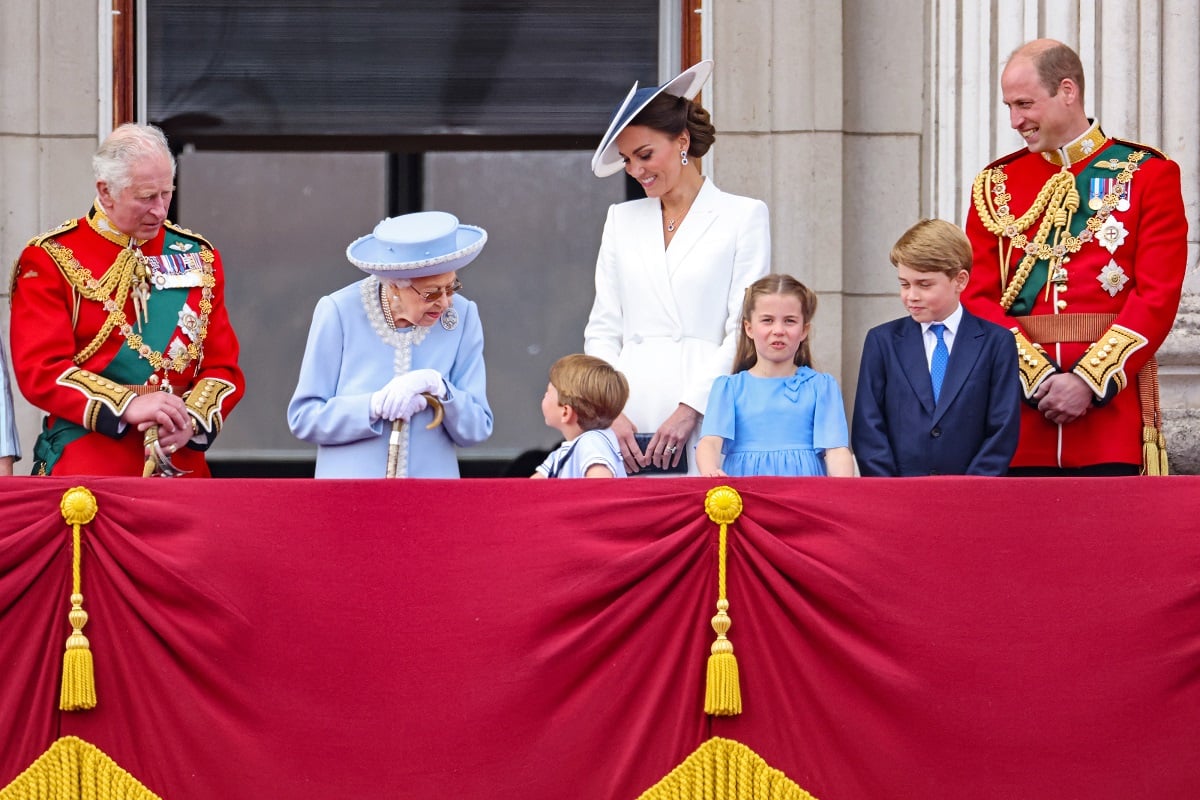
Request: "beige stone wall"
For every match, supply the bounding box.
[1,3,101,459]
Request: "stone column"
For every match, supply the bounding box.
[708,0,848,383]
[1,3,103,464]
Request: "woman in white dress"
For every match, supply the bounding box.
[585,60,771,475]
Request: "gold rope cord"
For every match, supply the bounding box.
[59,487,99,711]
[43,241,215,373]
[704,486,744,716]
[1138,358,1169,475]
[0,736,162,800]
[44,244,140,366]
[972,153,1145,311]
[636,737,819,800]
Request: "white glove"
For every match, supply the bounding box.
[370,370,444,422]
[392,392,429,422]
[404,368,446,399]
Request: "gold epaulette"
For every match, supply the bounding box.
[163,219,214,250]
[1109,137,1169,161]
[26,218,79,248]
[12,219,79,293]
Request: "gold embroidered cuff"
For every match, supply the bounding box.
[56,368,137,430]
[184,377,237,433]
[1013,329,1055,400]
[1072,324,1147,397]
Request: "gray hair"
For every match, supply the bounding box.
[382,277,413,289]
[93,123,176,196]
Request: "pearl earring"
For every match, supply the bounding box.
[680,150,688,165]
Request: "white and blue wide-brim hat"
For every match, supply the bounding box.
[590,60,714,178]
[347,211,487,279]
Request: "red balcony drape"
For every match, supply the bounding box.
[2,476,1198,799]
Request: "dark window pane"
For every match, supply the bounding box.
[147,1,658,145]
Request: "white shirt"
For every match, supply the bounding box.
[535,428,627,478]
[920,304,963,370]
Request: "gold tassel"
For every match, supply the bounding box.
[1142,426,1162,476]
[705,599,740,715]
[1158,430,1170,476]
[703,486,744,716]
[59,487,99,711]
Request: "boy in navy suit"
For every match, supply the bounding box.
[852,219,1020,476]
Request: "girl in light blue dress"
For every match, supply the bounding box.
[696,275,854,477]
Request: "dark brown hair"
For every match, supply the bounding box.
[732,274,819,373]
[549,354,630,431]
[1013,39,1085,97]
[630,93,716,158]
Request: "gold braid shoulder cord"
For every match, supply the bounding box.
[41,240,215,373]
[971,151,1145,310]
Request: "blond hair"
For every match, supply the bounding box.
[549,354,629,431]
[889,218,972,278]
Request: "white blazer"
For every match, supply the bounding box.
[584,178,771,467]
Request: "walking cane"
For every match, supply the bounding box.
[142,424,187,477]
[386,393,445,478]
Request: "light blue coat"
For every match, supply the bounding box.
[0,332,20,461]
[287,277,492,478]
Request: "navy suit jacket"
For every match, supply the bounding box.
[852,307,1020,476]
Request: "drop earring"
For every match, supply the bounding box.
[680,150,689,165]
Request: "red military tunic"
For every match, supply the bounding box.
[10,203,244,476]
[963,123,1187,470]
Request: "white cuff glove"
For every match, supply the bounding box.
[404,368,447,399]
[393,392,429,422]
[370,369,445,422]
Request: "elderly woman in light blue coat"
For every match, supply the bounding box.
[287,212,493,478]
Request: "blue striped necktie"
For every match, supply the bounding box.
[930,323,948,402]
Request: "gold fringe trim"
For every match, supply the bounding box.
[1138,358,1168,475]
[59,488,99,711]
[0,736,162,800]
[704,486,744,716]
[636,737,819,800]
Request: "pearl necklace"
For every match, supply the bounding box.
[380,283,397,329]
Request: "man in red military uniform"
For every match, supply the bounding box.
[962,39,1187,475]
[10,123,243,476]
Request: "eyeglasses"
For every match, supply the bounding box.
[408,279,463,303]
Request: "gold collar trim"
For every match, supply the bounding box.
[1041,121,1106,168]
[87,201,148,248]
